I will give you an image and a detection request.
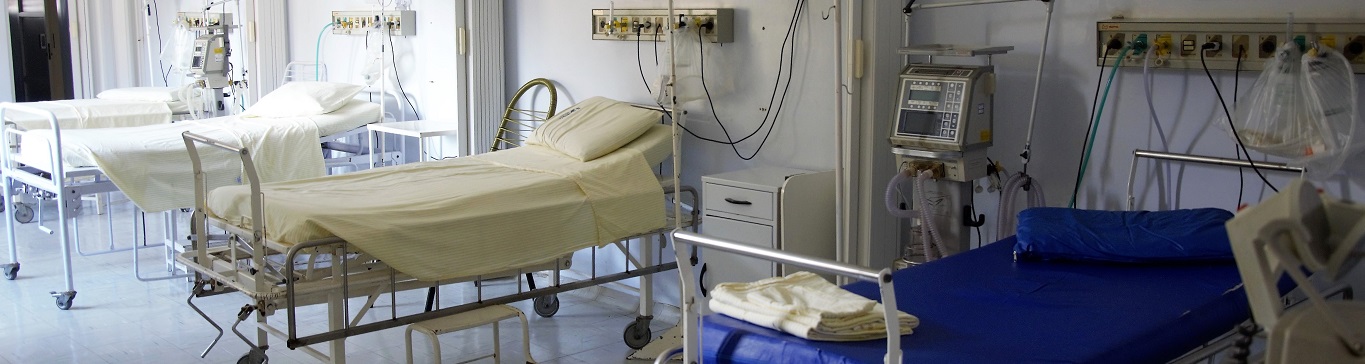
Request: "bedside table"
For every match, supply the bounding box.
[367,120,460,167]
[700,167,836,291]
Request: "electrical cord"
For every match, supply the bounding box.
[150,0,170,85]
[636,28,651,95]
[693,0,805,159]
[1200,43,1278,193]
[1142,50,1174,209]
[386,31,421,120]
[1234,46,1246,206]
[1070,45,1129,208]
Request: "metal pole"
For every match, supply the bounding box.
[1021,0,1054,173]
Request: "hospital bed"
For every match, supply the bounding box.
[4,86,206,131]
[0,96,380,310]
[667,230,1299,364]
[176,118,697,363]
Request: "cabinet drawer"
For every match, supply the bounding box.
[704,183,775,221]
[701,216,775,290]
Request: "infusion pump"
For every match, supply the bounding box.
[190,34,230,89]
[889,64,994,151]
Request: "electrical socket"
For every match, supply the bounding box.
[1346,36,1365,62]
[1232,35,1249,59]
[1105,33,1126,56]
[1180,34,1197,57]
[1259,35,1278,58]
[1204,35,1224,57]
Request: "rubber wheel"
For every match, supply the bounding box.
[2,264,16,280]
[13,203,33,224]
[622,321,652,349]
[55,293,74,310]
[532,294,560,318]
[236,351,267,364]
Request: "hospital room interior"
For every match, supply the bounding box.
[1,0,1364,363]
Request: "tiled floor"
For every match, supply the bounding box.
[0,198,676,363]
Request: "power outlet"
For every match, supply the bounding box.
[1204,35,1224,57]
[1180,34,1197,57]
[1232,35,1250,59]
[591,8,733,43]
[1105,33,1126,56]
[1259,35,1278,58]
[1345,36,1365,62]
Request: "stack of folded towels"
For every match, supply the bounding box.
[710,271,919,341]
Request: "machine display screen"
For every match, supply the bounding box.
[897,110,939,136]
[908,90,939,102]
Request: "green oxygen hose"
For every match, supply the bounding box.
[1069,46,1130,208]
[315,22,334,81]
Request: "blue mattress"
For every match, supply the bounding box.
[701,237,1258,364]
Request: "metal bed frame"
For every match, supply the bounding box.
[178,130,699,364]
[0,102,384,310]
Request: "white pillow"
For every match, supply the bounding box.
[528,97,661,161]
[96,86,184,102]
[242,81,364,118]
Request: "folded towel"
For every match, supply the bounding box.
[710,271,919,341]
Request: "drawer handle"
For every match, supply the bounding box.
[724,198,752,205]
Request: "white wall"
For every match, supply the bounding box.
[902,0,1365,247]
[507,1,842,306]
[285,0,460,126]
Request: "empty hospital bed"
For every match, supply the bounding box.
[0,83,381,310]
[667,231,1298,364]
[176,99,697,363]
[5,86,206,130]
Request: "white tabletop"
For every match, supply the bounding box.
[367,120,460,138]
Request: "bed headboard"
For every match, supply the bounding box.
[491,78,557,152]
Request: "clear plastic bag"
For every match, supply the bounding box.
[1298,46,1359,180]
[1221,42,1360,180]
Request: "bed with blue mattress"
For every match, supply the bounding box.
[700,236,1261,363]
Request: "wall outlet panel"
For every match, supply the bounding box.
[1097,19,1365,74]
[591,8,734,43]
[176,12,232,29]
[331,10,416,36]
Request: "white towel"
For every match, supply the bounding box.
[710,271,919,341]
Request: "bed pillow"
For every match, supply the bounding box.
[241,81,364,118]
[96,86,184,102]
[528,97,660,161]
[1014,207,1236,263]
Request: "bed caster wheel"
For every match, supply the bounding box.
[236,348,267,364]
[12,203,32,224]
[52,291,75,310]
[532,294,559,318]
[623,320,653,349]
[2,263,17,280]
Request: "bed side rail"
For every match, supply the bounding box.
[668,230,899,364]
[0,103,68,191]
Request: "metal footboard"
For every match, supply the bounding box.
[181,130,699,363]
[669,230,899,364]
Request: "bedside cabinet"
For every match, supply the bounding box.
[700,167,835,291]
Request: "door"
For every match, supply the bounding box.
[8,0,72,102]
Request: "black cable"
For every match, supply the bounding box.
[1069,50,1111,208]
[1200,46,1278,193]
[1234,46,1246,206]
[150,1,170,85]
[386,32,421,120]
[692,0,805,159]
[636,29,651,95]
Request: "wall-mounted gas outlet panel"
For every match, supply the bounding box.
[176,12,232,29]
[332,10,417,36]
[591,8,734,43]
[1097,18,1365,73]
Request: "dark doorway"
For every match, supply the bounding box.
[8,0,72,102]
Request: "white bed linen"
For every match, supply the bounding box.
[5,99,172,130]
[15,100,378,213]
[205,126,669,282]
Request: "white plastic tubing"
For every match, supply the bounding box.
[884,169,948,261]
[995,173,1045,240]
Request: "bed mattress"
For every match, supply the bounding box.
[204,124,673,282]
[16,100,380,213]
[4,99,173,130]
[701,238,1261,364]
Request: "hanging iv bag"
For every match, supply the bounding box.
[659,27,705,106]
[1219,42,1360,180]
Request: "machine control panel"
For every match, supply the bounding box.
[889,64,994,153]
